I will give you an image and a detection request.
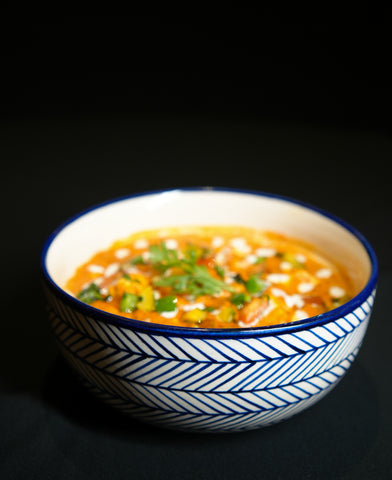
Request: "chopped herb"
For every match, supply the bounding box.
[254,256,266,265]
[215,264,225,279]
[245,275,268,295]
[231,292,251,309]
[184,243,209,263]
[122,274,141,283]
[151,245,235,297]
[120,292,139,312]
[203,306,216,312]
[155,295,177,312]
[154,266,234,297]
[77,283,103,304]
[129,255,145,265]
[149,242,180,271]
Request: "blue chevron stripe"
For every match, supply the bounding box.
[150,335,198,361]
[64,346,352,413]
[214,338,257,361]
[45,289,374,363]
[223,361,273,391]
[50,307,368,394]
[155,363,207,389]
[78,375,339,432]
[44,286,375,431]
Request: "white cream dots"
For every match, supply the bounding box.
[280,261,293,271]
[255,247,276,258]
[295,253,307,264]
[211,236,224,248]
[215,248,229,265]
[100,287,109,296]
[271,287,305,309]
[153,290,161,300]
[104,263,120,277]
[114,247,131,259]
[182,303,206,312]
[293,309,309,321]
[159,309,179,319]
[133,238,149,249]
[87,264,105,274]
[245,254,258,264]
[329,286,346,299]
[230,237,251,255]
[297,282,315,294]
[316,268,332,279]
[142,250,151,262]
[266,273,290,284]
[165,238,178,250]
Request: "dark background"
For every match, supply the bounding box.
[1,15,391,479]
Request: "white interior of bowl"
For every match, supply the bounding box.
[45,190,372,295]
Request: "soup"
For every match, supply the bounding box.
[65,226,353,328]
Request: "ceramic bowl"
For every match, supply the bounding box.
[41,188,378,432]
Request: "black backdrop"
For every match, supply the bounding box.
[1,16,391,480]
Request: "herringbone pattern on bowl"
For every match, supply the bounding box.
[45,289,375,432]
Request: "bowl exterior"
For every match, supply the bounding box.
[44,284,376,433]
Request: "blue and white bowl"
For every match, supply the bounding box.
[41,188,378,433]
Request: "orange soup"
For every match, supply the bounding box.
[65,226,353,328]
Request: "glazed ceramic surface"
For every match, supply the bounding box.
[41,188,377,432]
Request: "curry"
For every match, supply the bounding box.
[65,226,353,328]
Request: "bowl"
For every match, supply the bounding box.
[41,188,378,433]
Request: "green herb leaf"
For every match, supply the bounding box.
[231,292,251,308]
[122,274,141,283]
[254,256,266,265]
[129,255,145,266]
[154,265,234,297]
[203,306,216,312]
[245,275,268,295]
[155,295,178,312]
[149,242,180,271]
[215,264,225,279]
[120,292,139,312]
[77,283,103,304]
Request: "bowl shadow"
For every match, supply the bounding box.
[41,353,380,479]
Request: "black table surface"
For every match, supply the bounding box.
[1,111,391,480]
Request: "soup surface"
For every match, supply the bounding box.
[65,226,353,328]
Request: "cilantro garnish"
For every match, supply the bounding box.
[154,265,234,296]
[149,242,235,297]
[155,295,177,312]
[129,255,145,266]
[120,292,139,312]
[231,292,251,309]
[77,283,103,304]
[215,264,225,279]
[148,243,180,271]
[245,275,268,295]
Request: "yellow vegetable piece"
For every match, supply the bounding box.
[137,286,155,312]
[217,306,235,323]
[183,308,207,323]
[109,274,148,298]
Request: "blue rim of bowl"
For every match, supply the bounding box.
[40,187,378,338]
